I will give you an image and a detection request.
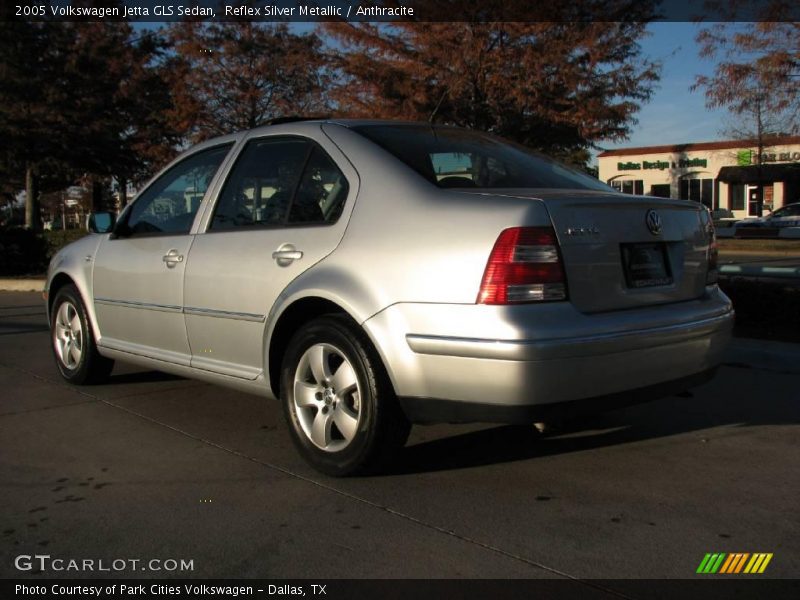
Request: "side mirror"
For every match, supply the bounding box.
[88,212,116,234]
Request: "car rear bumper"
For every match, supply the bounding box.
[398,367,718,424]
[404,312,731,361]
[363,287,733,424]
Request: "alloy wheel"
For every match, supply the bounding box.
[293,343,361,452]
[54,301,83,370]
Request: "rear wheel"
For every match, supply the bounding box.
[50,284,114,384]
[281,315,410,476]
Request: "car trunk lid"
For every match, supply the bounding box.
[465,189,710,313]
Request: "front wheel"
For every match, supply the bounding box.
[281,315,410,476]
[50,284,114,384]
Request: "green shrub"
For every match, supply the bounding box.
[0,228,88,276]
[0,228,49,275]
[42,229,89,262]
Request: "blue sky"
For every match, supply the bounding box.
[610,22,731,151]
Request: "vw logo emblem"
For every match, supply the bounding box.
[645,209,662,235]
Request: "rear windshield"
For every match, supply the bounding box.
[351,124,610,191]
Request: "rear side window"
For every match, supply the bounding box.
[289,147,349,225]
[352,124,610,191]
[211,138,349,230]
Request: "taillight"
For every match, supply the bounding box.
[477,227,567,304]
[707,236,719,285]
[701,209,718,285]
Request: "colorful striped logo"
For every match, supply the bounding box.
[696,553,773,574]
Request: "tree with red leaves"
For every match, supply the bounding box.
[694,12,798,132]
[167,22,330,144]
[0,19,179,225]
[694,5,799,215]
[325,7,660,166]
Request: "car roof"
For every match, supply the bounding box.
[197,119,466,147]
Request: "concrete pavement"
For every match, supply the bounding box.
[0,291,798,583]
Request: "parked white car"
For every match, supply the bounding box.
[736,202,800,229]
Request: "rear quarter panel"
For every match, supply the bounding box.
[319,124,554,316]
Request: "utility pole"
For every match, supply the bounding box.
[755,94,764,217]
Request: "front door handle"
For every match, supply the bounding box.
[272,244,303,266]
[162,249,184,269]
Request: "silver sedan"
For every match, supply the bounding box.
[45,120,734,475]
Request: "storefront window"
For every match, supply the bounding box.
[763,185,774,212]
[650,184,671,198]
[680,177,713,208]
[729,184,745,211]
[702,179,712,207]
[611,180,644,195]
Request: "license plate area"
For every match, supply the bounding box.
[621,243,673,288]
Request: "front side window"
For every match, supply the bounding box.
[120,144,232,236]
[774,204,800,218]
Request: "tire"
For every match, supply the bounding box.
[280,315,410,476]
[50,284,114,385]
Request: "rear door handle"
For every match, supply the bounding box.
[162,249,184,268]
[272,250,302,260]
[272,244,303,266]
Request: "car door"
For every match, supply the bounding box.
[92,143,234,365]
[182,133,355,379]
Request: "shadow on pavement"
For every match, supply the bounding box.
[104,370,185,385]
[388,374,799,475]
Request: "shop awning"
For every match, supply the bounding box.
[717,163,800,184]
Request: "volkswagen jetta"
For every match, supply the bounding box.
[45,120,733,475]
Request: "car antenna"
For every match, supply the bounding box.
[428,90,447,123]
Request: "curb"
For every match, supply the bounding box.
[719,265,800,279]
[0,279,45,292]
[718,249,800,256]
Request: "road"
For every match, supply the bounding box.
[1,291,798,583]
[718,252,800,285]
